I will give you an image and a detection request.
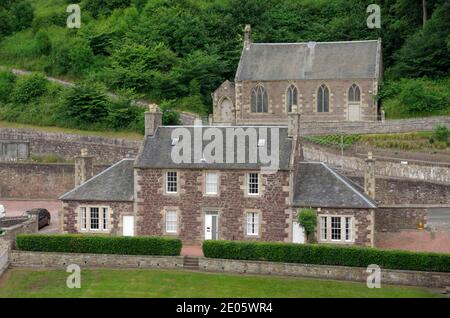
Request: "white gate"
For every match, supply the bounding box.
[122,215,134,236]
[292,221,305,244]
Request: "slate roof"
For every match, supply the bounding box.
[59,158,134,201]
[293,162,376,208]
[135,126,293,170]
[236,40,380,81]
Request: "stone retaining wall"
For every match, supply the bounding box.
[0,162,108,199]
[10,250,184,269]
[299,116,450,136]
[0,241,8,277]
[8,251,450,288]
[304,144,450,183]
[0,128,141,164]
[0,216,38,249]
[198,257,450,288]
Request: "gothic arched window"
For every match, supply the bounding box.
[348,84,361,102]
[286,85,298,113]
[251,85,268,113]
[317,84,329,112]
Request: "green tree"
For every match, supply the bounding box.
[11,0,34,31]
[390,2,450,78]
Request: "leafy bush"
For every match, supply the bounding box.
[60,81,109,125]
[0,70,16,103]
[298,208,317,242]
[16,234,182,256]
[12,73,48,103]
[432,124,449,144]
[50,37,94,76]
[202,240,450,273]
[34,30,52,56]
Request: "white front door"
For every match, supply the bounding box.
[123,215,134,236]
[292,221,305,244]
[205,213,219,240]
[348,103,361,121]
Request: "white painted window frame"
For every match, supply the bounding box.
[165,210,178,234]
[247,172,259,196]
[246,212,259,236]
[205,172,219,195]
[79,206,109,232]
[319,215,354,243]
[166,171,178,194]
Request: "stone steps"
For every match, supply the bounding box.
[183,256,199,270]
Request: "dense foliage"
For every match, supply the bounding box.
[0,0,449,125]
[202,240,450,272]
[16,234,182,256]
[298,208,317,242]
[0,70,146,133]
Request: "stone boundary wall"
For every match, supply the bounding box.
[0,128,141,164]
[303,144,450,183]
[347,176,450,205]
[0,240,8,278]
[10,251,184,269]
[198,258,450,288]
[299,116,450,136]
[0,162,108,199]
[0,216,38,249]
[8,251,450,288]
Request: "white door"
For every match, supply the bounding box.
[348,104,360,121]
[205,213,219,240]
[292,221,305,244]
[123,215,134,236]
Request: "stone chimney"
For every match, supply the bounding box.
[288,105,301,138]
[364,151,376,199]
[244,24,252,49]
[145,103,162,137]
[75,148,94,187]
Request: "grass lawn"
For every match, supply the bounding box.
[0,268,443,298]
[0,121,143,140]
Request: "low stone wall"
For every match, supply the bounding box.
[8,250,450,288]
[199,257,450,288]
[0,128,141,164]
[0,162,108,199]
[0,240,8,277]
[10,251,184,269]
[304,144,450,183]
[0,216,38,249]
[299,116,450,136]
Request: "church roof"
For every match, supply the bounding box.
[293,162,376,209]
[235,40,381,81]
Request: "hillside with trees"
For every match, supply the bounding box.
[0,0,449,134]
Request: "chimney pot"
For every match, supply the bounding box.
[244,24,252,49]
[75,149,94,187]
[364,152,376,199]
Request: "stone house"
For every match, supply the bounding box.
[212,25,382,125]
[60,106,377,247]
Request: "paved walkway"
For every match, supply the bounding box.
[181,245,203,257]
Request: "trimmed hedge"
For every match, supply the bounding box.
[202,240,450,273]
[16,234,182,256]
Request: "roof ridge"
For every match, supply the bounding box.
[252,40,379,45]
